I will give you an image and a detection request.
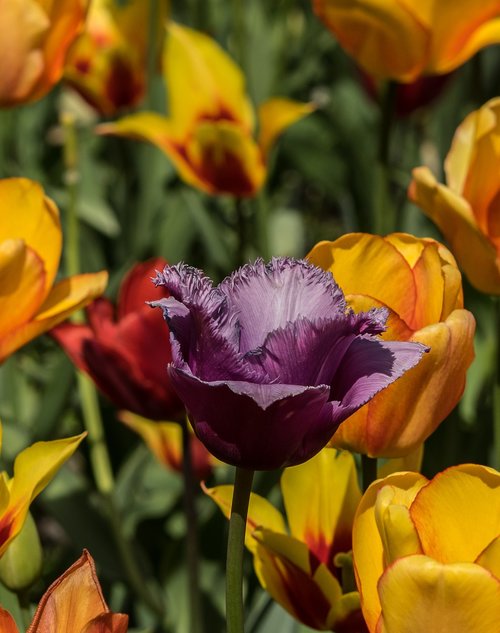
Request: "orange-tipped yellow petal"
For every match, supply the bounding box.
[353,472,428,631]
[376,555,500,633]
[409,166,500,294]
[0,178,61,296]
[0,240,46,339]
[410,464,500,564]
[203,485,286,554]
[257,98,314,158]
[281,448,361,564]
[164,22,254,136]
[0,608,19,633]
[27,550,125,633]
[1,433,86,555]
[0,271,108,363]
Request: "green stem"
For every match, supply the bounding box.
[493,297,500,469]
[226,468,254,633]
[61,113,164,621]
[18,592,32,631]
[373,81,398,235]
[361,455,378,492]
[182,420,204,633]
[254,194,269,260]
[235,198,247,266]
[232,0,246,70]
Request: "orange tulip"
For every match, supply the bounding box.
[352,465,500,632]
[313,0,500,83]
[64,0,168,115]
[0,178,107,363]
[0,0,89,107]
[308,233,475,457]
[410,97,500,295]
[0,550,128,632]
[99,22,313,197]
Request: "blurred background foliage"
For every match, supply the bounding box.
[0,1,498,631]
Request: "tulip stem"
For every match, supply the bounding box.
[494,297,500,469]
[182,419,204,633]
[226,467,254,633]
[361,455,378,492]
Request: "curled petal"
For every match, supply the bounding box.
[258,98,314,158]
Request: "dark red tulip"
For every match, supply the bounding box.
[52,258,183,421]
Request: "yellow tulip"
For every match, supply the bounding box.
[0,178,108,363]
[0,0,89,107]
[0,550,128,632]
[308,233,475,457]
[352,465,500,632]
[313,0,500,83]
[99,22,312,197]
[410,97,500,295]
[64,0,168,116]
[0,425,85,557]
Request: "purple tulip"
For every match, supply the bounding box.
[152,258,428,470]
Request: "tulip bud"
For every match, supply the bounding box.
[0,513,43,592]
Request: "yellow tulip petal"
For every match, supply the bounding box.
[165,22,254,136]
[203,485,286,554]
[313,0,429,82]
[0,608,18,633]
[0,433,85,556]
[257,98,313,158]
[0,178,61,295]
[0,0,47,105]
[352,472,427,631]
[409,166,500,294]
[378,444,424,479]
[29,550,112,632]
[281,448,361,566]
[253,528,340,630]
[0,240,46,339]
[377,555,500,633]
[476,535,500,580]
[0,271,108,363]
[410,464,500,564]
[308,234,417,328]
[119,412,183,471]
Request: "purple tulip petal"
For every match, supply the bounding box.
[245,310,389,386]
[330,337,429,416]
[169,366,332,469]
[218,258,346,353]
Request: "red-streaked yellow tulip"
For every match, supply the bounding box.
[0,0,89,107]
[0,426,85,557]
[313,0,500,83]
[206,448,366,631]
[99,22,313,197]
[0,178,108,363]
[352,465,500,632]
[119,412,217,481]
[64,0,168,115]
[0,550,128,632]
[308,233,475,458]
[410,97,500,295]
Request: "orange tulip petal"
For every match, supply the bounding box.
[0,178,61,295]
[409,166,500,294]
[376,555,500,633]
[258,98,314,158]
[27,550,110,633]
[352,472,428,631]
[410,464,500,564]
[0,271,108,363]
[307,234,417,328]
[0,240,46,340]
[81,613,129,633]
[0,608,19,633]
[281,448,361,566]
[164,22,254,136]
